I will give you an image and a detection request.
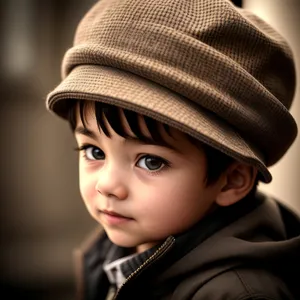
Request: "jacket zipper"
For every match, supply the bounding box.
[112,236,175,299]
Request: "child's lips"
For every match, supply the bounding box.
[99,209,134,225]
[101,209,130,218]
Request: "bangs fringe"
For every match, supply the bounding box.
[69,100,172,147]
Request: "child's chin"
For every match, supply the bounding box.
[106,233,139,248]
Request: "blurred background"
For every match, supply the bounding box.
[0,0,299,299]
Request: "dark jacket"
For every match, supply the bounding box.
[74,192,300,300]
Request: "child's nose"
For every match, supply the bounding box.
[95,164,129,200]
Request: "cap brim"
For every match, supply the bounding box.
[46,65,271,183]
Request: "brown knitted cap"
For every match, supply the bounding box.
[46,0,298,183]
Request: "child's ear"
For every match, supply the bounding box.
[215,163,258,207]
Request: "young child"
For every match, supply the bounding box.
[46,0,300,299]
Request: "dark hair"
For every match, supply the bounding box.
[68,100,258,193]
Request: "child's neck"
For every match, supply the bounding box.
[136,242,160,254]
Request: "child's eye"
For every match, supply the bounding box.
[136,155,169,171]
[75,145,105,160]
[85,147,105,160]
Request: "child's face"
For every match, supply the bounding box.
[74,104,225,253]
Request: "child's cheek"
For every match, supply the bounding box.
[79,172,98,208]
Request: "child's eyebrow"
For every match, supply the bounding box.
[125,136,180,153]
[75,126,97,139]
[75,126,181,153]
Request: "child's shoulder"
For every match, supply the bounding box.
[189,266,295,300]
[159,192,300,299]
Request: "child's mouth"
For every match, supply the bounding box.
[100,209,134,225]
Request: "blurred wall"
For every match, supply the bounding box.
[0,0,299,299]
[243,0,300,214]
[0,1,96,299]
